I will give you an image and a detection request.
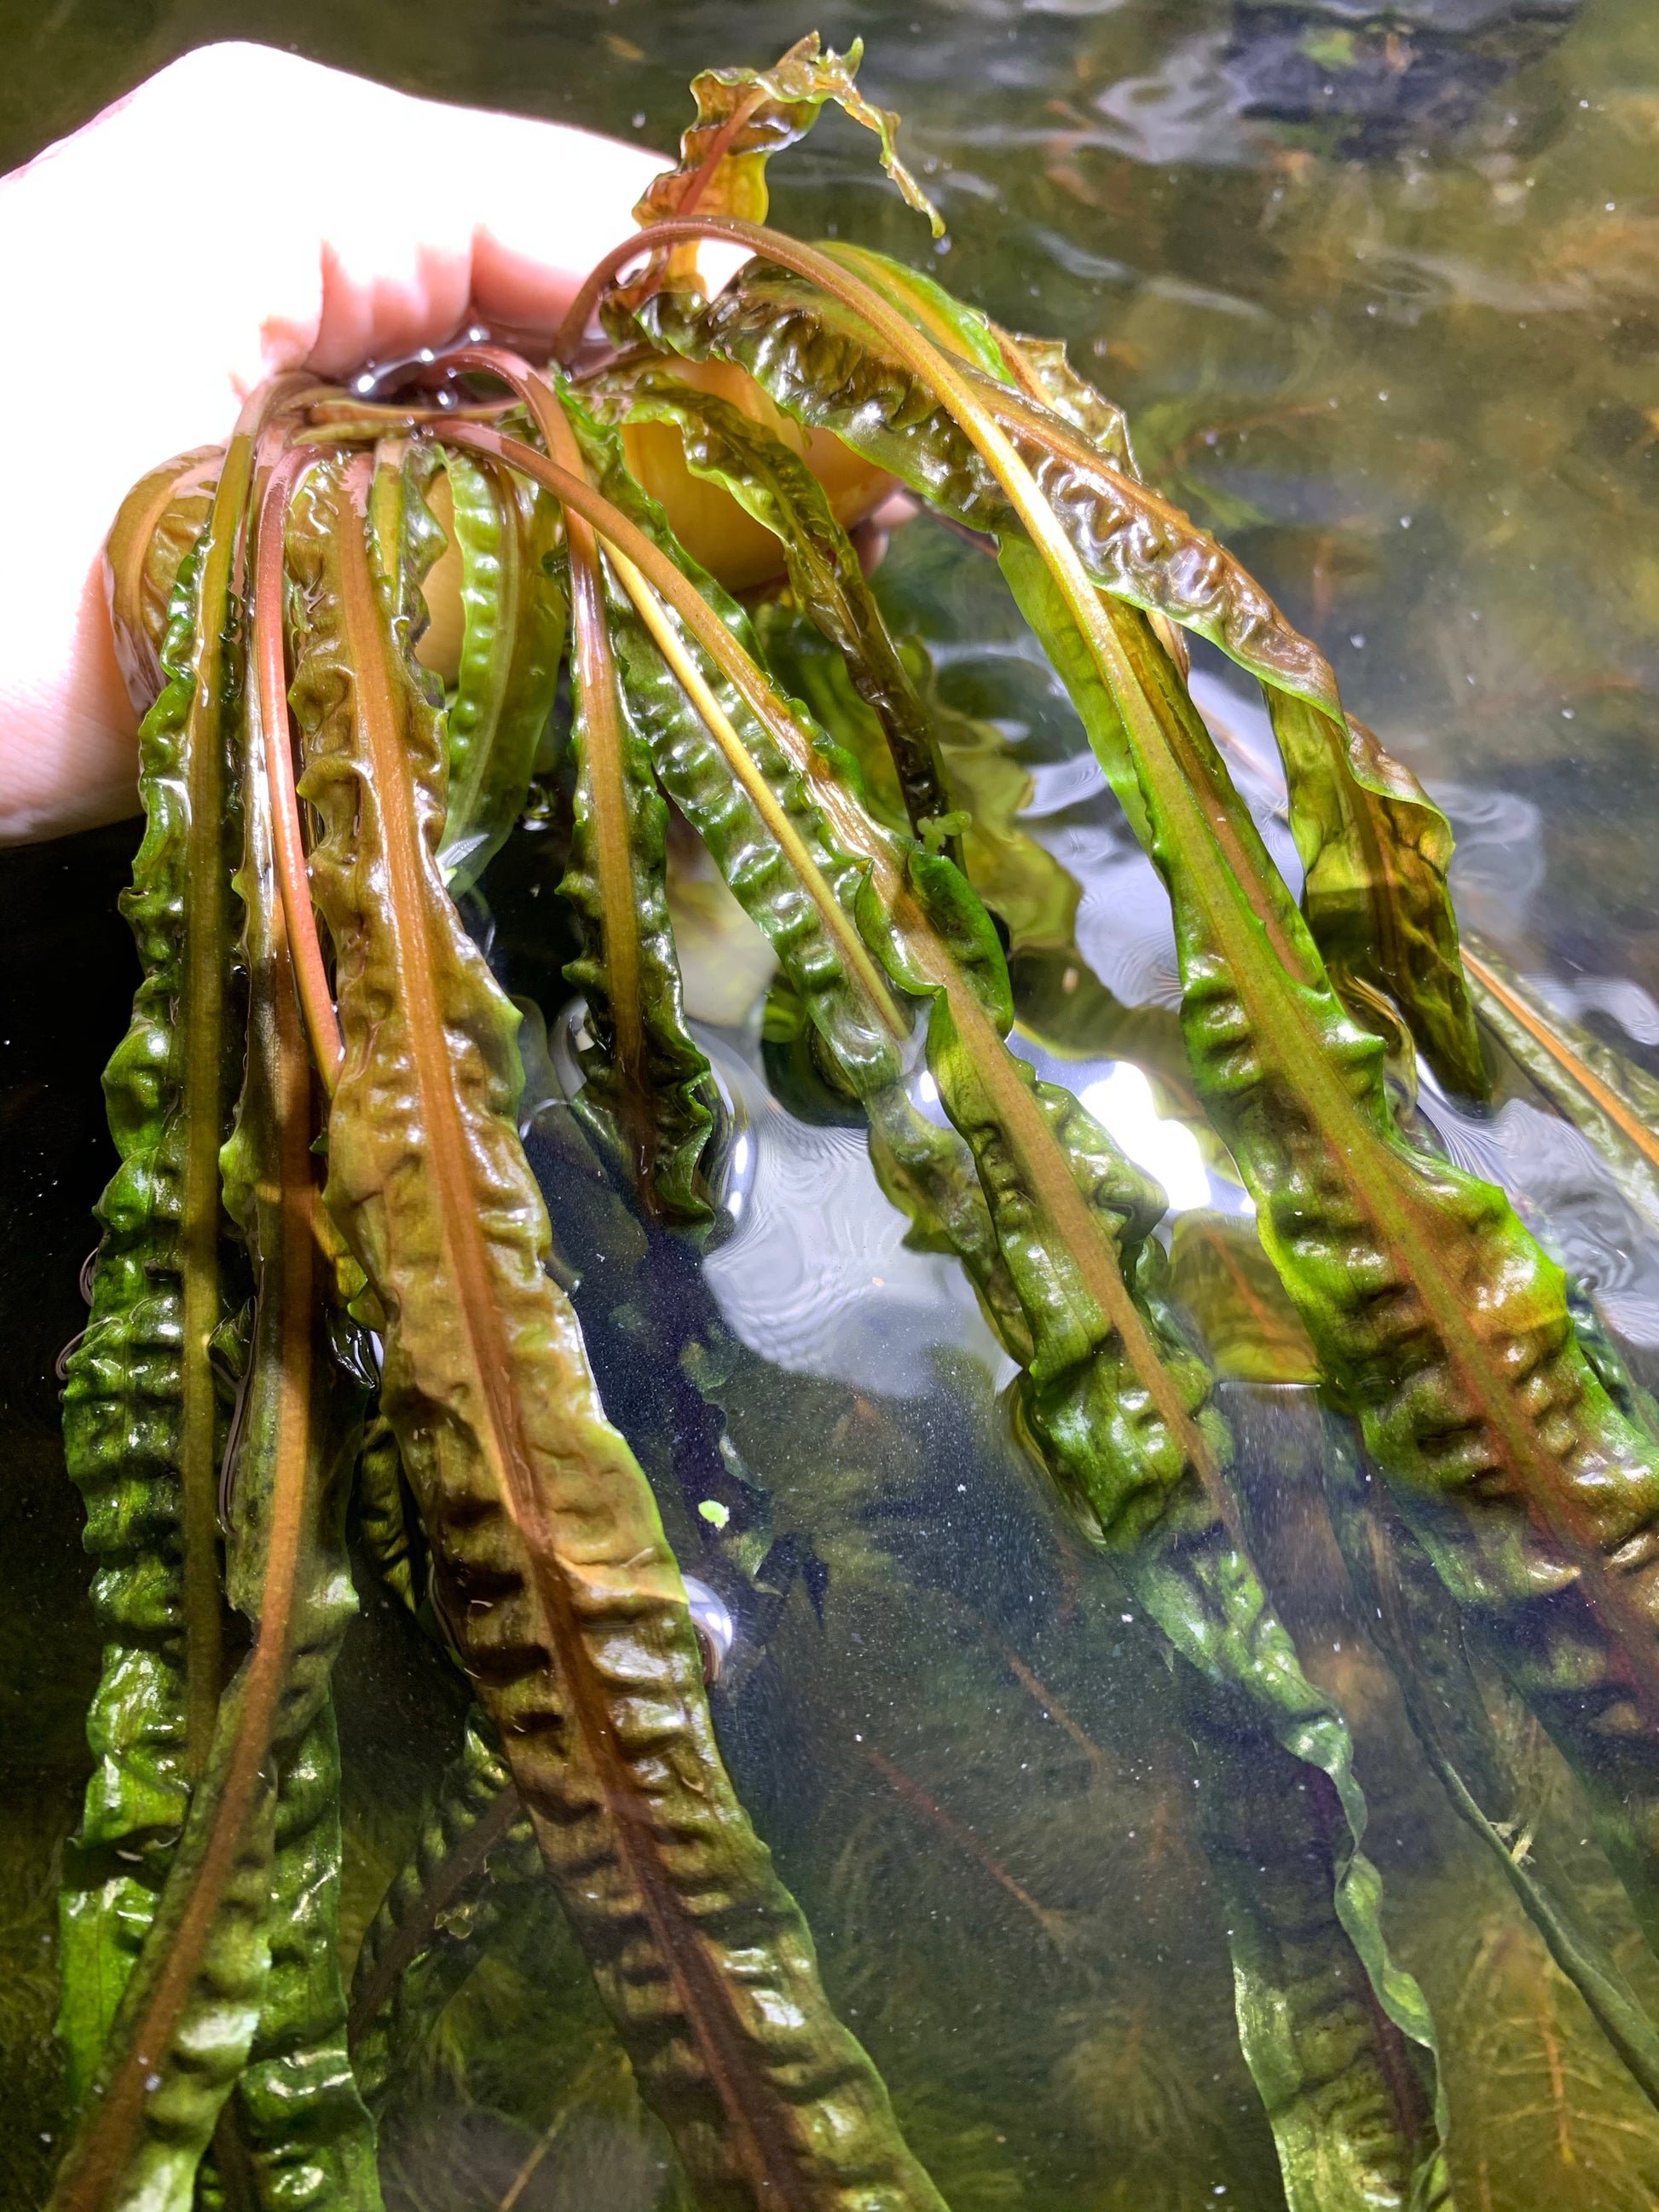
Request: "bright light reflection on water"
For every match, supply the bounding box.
[1079,1062,1213,1213]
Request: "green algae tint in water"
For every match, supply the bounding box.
[4,5,1659,2210]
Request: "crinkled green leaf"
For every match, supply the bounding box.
[50,543,373,2212]
[436,444,567,893]
[55,552,201,2113]
[292,448,946,2212]
[49,1672,278,2212]
[58,410,256,2111]
[952,290,1480,1091]
[865,1082,1033,1367]
[774,249,1659,1984]
[814,251,1139,478]
[636,262,1333,707]
[633,31,941,271]
[984,322,1138,471]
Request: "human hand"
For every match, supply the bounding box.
[0,42,662,843]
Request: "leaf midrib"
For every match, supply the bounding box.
[334,464,818,2212]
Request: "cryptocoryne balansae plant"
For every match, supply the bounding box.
[44,32,1659,2212]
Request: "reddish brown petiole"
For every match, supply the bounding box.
[254,447,345,1094]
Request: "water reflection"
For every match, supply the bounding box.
[695,1022,1011,1394]
[1420,1083,1659,1341]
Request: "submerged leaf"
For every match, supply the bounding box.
[1324,1419,1659,2115]
[1085,586,1659,1957]
[923,979,1449,2209]
[292,449,947,2212]
[997,530,1149,846]
[1187,1689,1449,2212]
[350,1705,539,2110]
[1008,945,1197,1113]
[1169,1211,1321,1386]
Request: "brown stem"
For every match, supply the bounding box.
[177,378,309,1772]
[255,450,345,1094]
[347,1782,525,2047]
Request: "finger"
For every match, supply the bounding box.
[252,59,664,374]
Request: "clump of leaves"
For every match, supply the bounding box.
[38,28,1659,2212]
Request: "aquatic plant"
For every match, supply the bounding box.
[40,32,1659,2212]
